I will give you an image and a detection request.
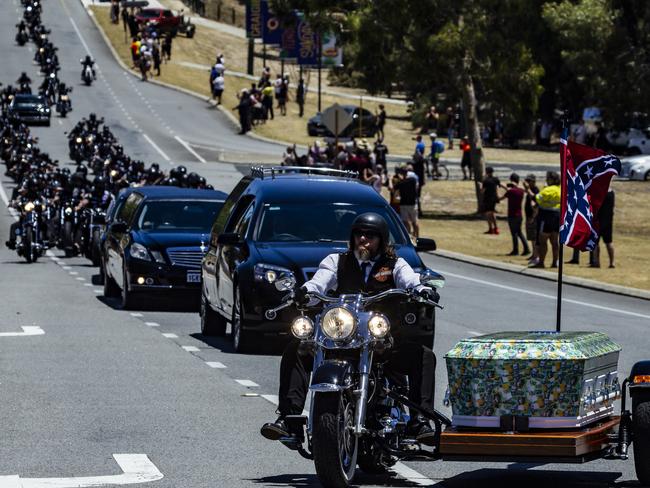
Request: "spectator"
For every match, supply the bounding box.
[532,171,561,268]
[258,66,271,88]
[414,134,426,157]
[152,40,161,76]
[428,132,445,180]
[277,75,288,116]
[127,11,139,38]
[592,188,615,268]
[425,105,439,133]
[130,36,141,68]
[216,53,225,65]
[373,138,388,168]
[594,122,611,151]
[388,167,401,215]
[161,32,172,62]
[539,120,553,146]
[523,174,540,263]
[212,73,224,105]
[411,152,426,217]
[393,167,419,237]
[282,146,298,166]
[261,82,274,121]
[499,173,530,256]
[481,166,500,234]
[460,136,472,180]
[446,106,455,149]
[233,89,252,134]
[376,104,386,140]
[572,119,588,144]
[296,78,305,117]
[363,165,383,193]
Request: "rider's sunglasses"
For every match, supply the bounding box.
[353,230,380,239]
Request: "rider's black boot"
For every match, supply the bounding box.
[260,416,291,441]
[407,416,436,446]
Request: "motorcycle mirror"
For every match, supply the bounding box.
[420,269,445,289]
[275,274,296,292]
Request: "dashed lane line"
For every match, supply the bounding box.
[206,361,226,369]
[144,322,160,327]
[162,333,178,339]
[235,379,259,387]
[0,326,45,337]
[182,346,200,352]
[129,313,143,317]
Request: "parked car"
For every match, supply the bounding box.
[102,186,227,309]
[8,94,51,126]
[307,105,377,138]
[200,166,439,353]
[135,8,195,38]
[620,155,650,181]
[627,129,650,155]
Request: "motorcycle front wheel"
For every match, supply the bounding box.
[23,226,34,263]
[312,391,358,488]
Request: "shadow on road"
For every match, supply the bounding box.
[246,471,428,487]
[94,294,199,312]
[190,332,287,356]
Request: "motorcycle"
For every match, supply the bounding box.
[18,81,31,95]
[16,200,46,263]
[78,207,105,265]
[15,30,28,46]
[82,65,93,86]
[58,201,79,257]
[264,271,445,487]
[56,90,72,117]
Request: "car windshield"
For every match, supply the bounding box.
[256,203,406,244]
[15,96,43,105]
[134,200,223,232]
[139,9,161,18]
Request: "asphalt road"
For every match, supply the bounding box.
[1,1,649,487]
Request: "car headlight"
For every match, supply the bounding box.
[24,202,35,212]
[254,263,292,284]
[64,207,73,215]
[291,316,314,339]
[322,307,356,341]
[368,314,390,338]
[129,242,151,261]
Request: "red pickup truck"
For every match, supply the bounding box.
[134,8,195,38]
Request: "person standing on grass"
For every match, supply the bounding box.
[233,89,252,134]
[460,136,472,180]
[499,173,530,256]
[523,174,540,264]
[162,32,172,62]
[376,104,386,140]
[278,75,288,116]
[152,40,161,76]
[395,167,419,238]
[481,166,500,235]
[428,132,444,179]
[592,188,616,268]
[212,73,224,105]
[296,78,305,117]
[446,106,455,149]
[130,36,140,68]
[532,171,561,268]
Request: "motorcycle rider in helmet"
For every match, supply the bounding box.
[5,177,41,250]
[261,213,439,445]
[80,55,96,81]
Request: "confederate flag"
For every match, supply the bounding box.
[560,139,621,251]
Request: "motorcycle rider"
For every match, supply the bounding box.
[80,55,96,81]
[17,72,32,93]
[261,213,439,445]
[5,177,40,250]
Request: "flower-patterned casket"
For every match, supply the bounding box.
[444,331,621,429]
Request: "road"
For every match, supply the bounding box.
[0,0,648,486]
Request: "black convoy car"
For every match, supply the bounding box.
[8,94,51,126]
[102,186,227,309]
[200,167,439,353]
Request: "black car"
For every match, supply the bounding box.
[8,94,51,126]
[307,105,377,138]
[102,186,227,309]
[200,167,439,353]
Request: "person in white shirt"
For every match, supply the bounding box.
[261,213,439,445]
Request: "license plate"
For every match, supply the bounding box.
[186,272,201,283]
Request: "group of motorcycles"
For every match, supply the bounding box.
[2,111,213,263]
[14,0,73,117]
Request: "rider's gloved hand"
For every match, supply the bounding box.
[294,285,309,306]
[418,287,440,303]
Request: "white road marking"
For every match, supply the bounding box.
[68,271,78,275]
[0,326,44,337]
[142,133,171,161]
[206,361,226,369]
[162,333,178,339]
[260,394,279,405]
[182,346,200,352]
[62,266,72,270]
[68,17,93,57]
[57,120,63,126]
[76,277,86,281]
[84,283,93,287]
[389,462,439,486]
[235,379,259,387]
[0,453,163,487]
[174,136,206,163]
[441,270,650,319]
[129,313,143,317]
[145,322,159,327]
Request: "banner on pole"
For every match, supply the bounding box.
[245,0,263,39]
[261,1,283,46]
[320,31,343,67]
[297,18,319,66]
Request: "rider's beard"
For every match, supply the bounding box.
[355,247,372,261]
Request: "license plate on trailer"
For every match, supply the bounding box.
[186,272,201,283]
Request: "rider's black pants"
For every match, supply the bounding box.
[278,339,436,417]
[8,221,20,245]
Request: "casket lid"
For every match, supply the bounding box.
[445,331,621,360]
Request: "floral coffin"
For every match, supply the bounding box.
[444,331,621,429]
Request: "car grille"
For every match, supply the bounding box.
[166,247,205,269]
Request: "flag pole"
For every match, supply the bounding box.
[556,111,569,332]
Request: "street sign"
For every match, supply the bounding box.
[321,104,352,137]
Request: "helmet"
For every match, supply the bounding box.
[186,172,201,188]
[349,212,389,249]
[76,163,88,175]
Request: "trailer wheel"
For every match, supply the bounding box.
[633,391,650,486]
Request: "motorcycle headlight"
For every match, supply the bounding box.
[291,316,314,339]
[368,314,390,338]
[129,242,151,261]
[24,202,35,212]
[64,206,73,215]
[254,263,292,284]
[75,137,82,143]
[322,307,356,341]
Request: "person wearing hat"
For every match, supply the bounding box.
[481,166,500,234]
[429,132,445,179]
[260,213,439,445]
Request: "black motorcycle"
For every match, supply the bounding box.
[264,271,447,487]
[15,30,28,46]
[78,207,105,265]
[58,201,79,257]
[56,89,72,117]
[16,200,45,263]
[82,65,93,86]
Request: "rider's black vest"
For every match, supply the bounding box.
[335,250,397,295]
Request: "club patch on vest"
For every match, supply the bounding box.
[373,267,392,282]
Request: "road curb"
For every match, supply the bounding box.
[431,249,650,301]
